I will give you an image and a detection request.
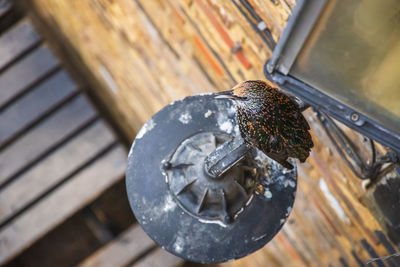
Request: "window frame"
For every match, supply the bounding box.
[264,0,400,152]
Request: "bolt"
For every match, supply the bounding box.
[351,113,359,122]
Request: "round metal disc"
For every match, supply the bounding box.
[126,94,297,263]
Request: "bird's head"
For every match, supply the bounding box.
[215,80,271,103]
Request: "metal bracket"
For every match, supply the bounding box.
[316,110,399,180]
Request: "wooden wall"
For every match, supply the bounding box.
[19,0,399,266]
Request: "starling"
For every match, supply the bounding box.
[216,80,313,169]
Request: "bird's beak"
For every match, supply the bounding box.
[214,90,235,99]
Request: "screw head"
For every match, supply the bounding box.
[350,113,359,122]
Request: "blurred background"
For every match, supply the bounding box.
[0,0,399,266]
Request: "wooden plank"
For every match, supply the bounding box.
[0,70,78,146]
[0,94,96,185]
[0,119,116,226]
[0,44,58,108]
[134,248,184,267]
[0,19,41,69]
[87,181,135,237]
[78,224,155,267]
[11,210,105,267]
[0,0,11,18]
[0,145,127,265]
[20,0,220,137]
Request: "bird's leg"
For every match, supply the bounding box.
[204,136,250,178]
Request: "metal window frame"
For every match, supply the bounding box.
[264,0,400,153]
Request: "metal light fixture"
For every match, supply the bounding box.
[126,95,297,263]
[265,0,400,153]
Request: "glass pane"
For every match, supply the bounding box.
[291,0,400,134]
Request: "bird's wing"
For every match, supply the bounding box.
[273,92,313,161]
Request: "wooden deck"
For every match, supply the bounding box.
[0,3,183,266]
[79,225,182,267]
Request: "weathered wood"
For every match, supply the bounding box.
[0,44,58,108]
[87,181,135,237]
[0,145,127,265]
[0,14,134,266]
[0,120,116,226]
[0,18,41,70]
[19,0,231,137]
[0,94,96,186]
[0,70,78,147]
[21,0,400,266]
[11,211,104,267]
[78,224,155,267]
[134,248,184,267]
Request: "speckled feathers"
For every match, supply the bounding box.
[228,80,313,169]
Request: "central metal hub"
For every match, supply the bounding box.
[163,132,262,224]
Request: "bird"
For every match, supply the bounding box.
[216,80,313,169]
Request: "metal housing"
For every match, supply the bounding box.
[265,0,400,153]
[126,95,297,263]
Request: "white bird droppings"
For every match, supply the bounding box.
[162,194,177,212]
[136,119,155,139]
[173,236,184,253]
[179,112,192,124]
[204,110,213,118]
[220,121,233,133]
